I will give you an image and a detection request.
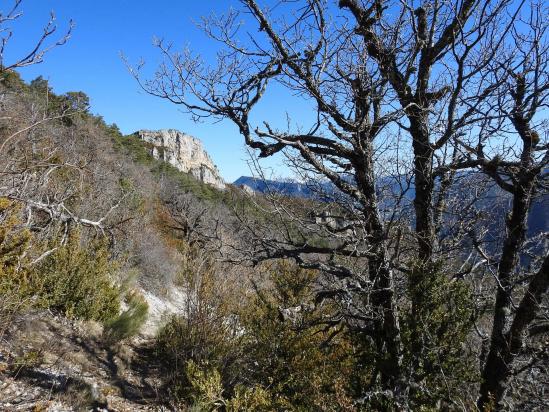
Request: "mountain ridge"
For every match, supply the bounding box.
[234,174,548,238]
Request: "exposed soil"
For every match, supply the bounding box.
[0,311,170,411]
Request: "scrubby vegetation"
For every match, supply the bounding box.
[32,233,121,322]
[1,67,547,410]
[1,69,366,411]
[152,258,487,410]
[104,290,149,343]
[0,73,137,329]
[0,198,32,339]
[1,0,548,409]
[155,262,357,411]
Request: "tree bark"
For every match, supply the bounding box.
[478,253,549,410]
[478,105,540,409]
[354,132,404,399]
[409,111,435,264]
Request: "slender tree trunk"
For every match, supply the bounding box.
[407,110,436,389]
[355,137,404,401]
[478,250,548,410]
[409,111,435,264]
[478,168,536,408]
[368,255,405,399]
[478,103,542,409]
[477,185,530,408]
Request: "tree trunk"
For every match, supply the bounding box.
[478,100,542,409]
[477,178,535,409]
[409,112,435,264]
[478,252,548,410]
[355,137,404,401]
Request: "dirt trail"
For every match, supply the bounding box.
[0,312,169,411]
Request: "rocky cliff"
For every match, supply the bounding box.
[136,129,225,190]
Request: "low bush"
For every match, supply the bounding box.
[401,262,478,409]
[154,243,246,403]
[183,360,273,411]
[0,198,32,338]
[1,198,124,326]
[104,290,149,342]
[238,262,356,411]
[31,232,121,322]
[156,259,356,411]
[0,198,31,288]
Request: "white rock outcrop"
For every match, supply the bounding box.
[136,129,225,190]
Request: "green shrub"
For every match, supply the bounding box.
[0,198,32,337]
[183,360,274,412]
[238,262,356,411]
[0,199,123,324]
[31,232,121,322]
[0,198,31,274]
[401,262,478,409]
[104,290,149,342]
[9,349,44,376]
[155,245,246,404]
[226,385,274,412]
[112,133,156,166]
[0,70,28,91]
[155,308,242,401]
[157,260,356,410]
[185,360,225,410]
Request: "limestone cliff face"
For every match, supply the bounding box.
[136,129,225,190]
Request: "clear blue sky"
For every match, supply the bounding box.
[5,1,535,182]
[7,0,302,182]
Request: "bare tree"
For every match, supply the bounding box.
[0,0,73,72]
[0,1,127,242]
[468,4,549,407]
[128,0,547,408]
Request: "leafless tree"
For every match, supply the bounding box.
[0,1,127,245]
[128,0,548,408]
[0,0,73,71]
[464,3,549,408]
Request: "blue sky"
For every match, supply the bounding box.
[7,0,302,182]
[5,1,537,182]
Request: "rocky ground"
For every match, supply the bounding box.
[0,312,169,411]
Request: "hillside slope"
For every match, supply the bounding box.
[0,72,251,411]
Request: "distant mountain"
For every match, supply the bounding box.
[233,175,548,238]
[233,176,334,198]
[529,193,549,236]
